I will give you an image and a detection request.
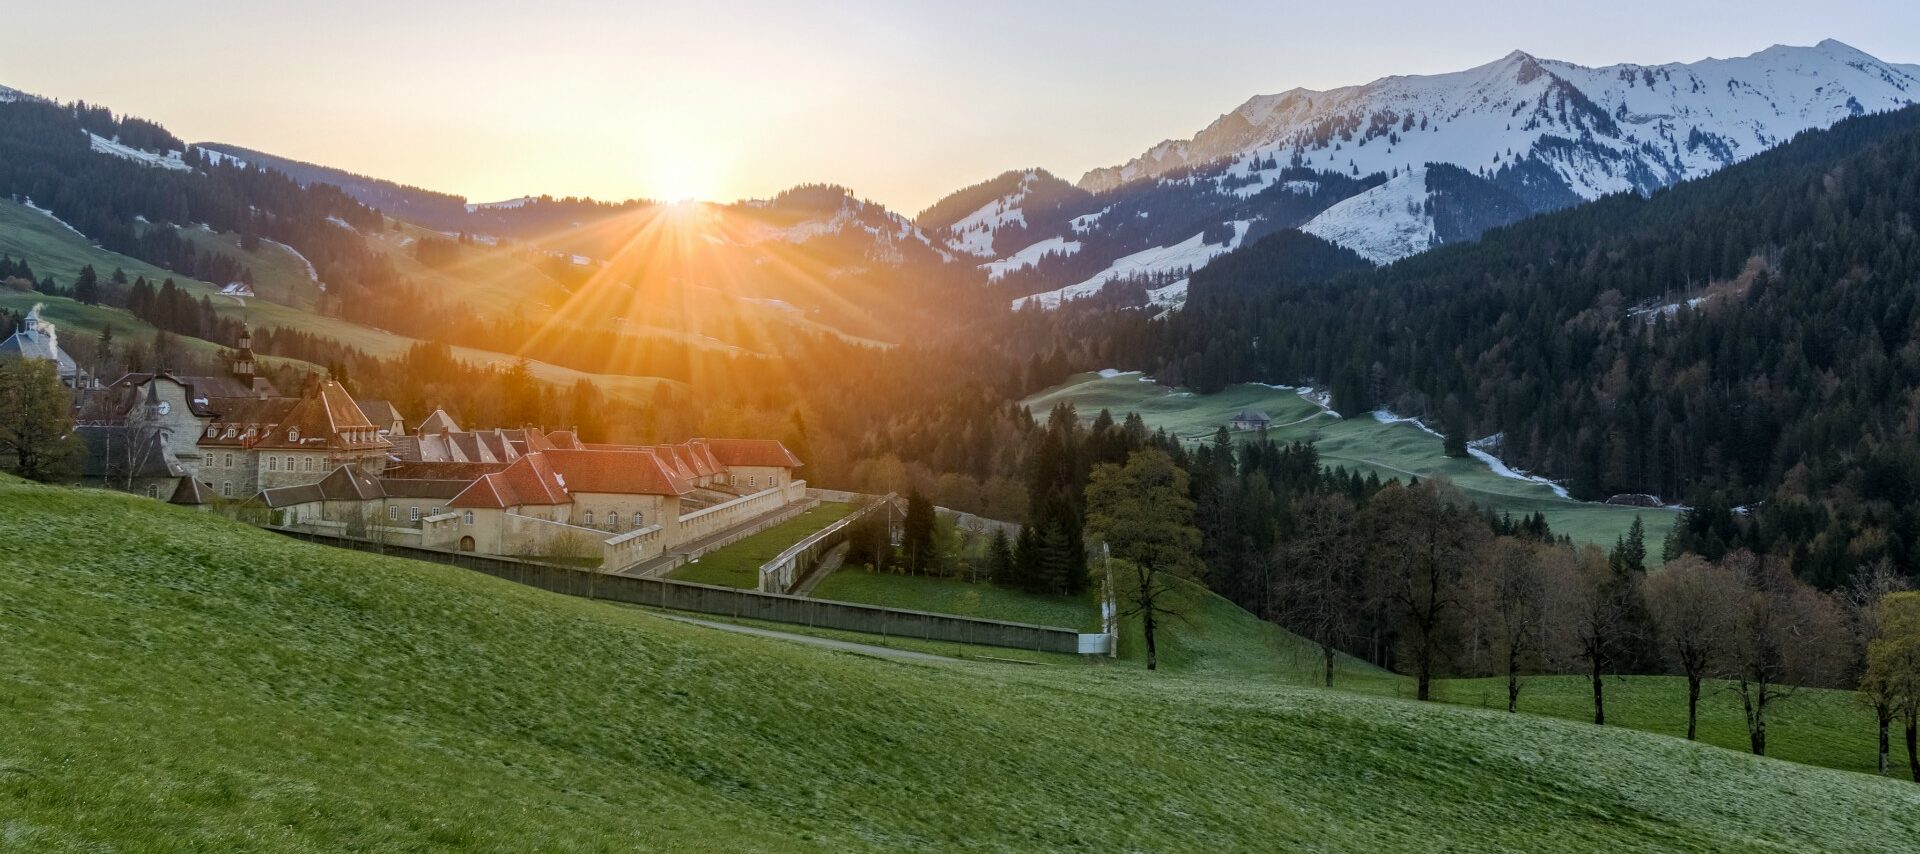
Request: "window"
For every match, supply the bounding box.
[462,511,474,525]
[224,453,233,467]
[285,457,294,472]
[288,428,300,442]
[302,458,313,472]
[607,512,618,530]
[388,505,399,522]
[206,426,216,439]
[145,484,158,499]
[633,512,644,529]
[409,506,421,522]
[583,511,594,526]
[268,457,278,472]
[222,482,232,498]
[749,476,757,487]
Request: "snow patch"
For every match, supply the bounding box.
[1013,221,1253,310]
[466,196,535,213]
[262,238,321,286]
[199,148,248,168]
[1466,434,1573,499]
[982,236,1081,280]
[20,198,86,239]
[1301,167,1435,264]
[88,133,190,171]
[943,171,1037,258]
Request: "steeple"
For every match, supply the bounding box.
[231,322,257,391]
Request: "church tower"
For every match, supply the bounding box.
[231,323,258,394]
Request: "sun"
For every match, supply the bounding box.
[644,140,729,204]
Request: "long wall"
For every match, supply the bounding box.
[271,529,1083,654]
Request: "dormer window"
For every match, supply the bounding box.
[289,428,300,442]
[206,426,216,438]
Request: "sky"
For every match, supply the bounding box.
[8,1,1920,214]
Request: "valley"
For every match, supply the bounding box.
[1023,371,1678,553]
[4,20,1920,852]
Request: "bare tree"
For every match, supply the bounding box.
[1547,544,1634,725]
[1364,480,1479,701]
[1470,537,1553,712]
[1723,551,1847,756]
[1644,554,1742,740]
[1272,493,1364,687]
[1846,561,1910,775]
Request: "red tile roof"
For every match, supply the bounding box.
[697,438,803,469]
[384,461,510,481]
[449,453,571,508]
[543,448,693,496]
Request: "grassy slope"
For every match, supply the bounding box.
[1124,574,1885,777]
[0,200,675,401]
[1430,675,1883,777]
[813,570,1101,631]
[1024,372,1676,553]
[668,502,855,587]
[6,478,1918,850]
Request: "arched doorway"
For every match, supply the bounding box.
[458,536,475,552]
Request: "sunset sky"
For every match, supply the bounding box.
[10,0,1919,213]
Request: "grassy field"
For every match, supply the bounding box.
[1025,371,1677,553]
[812,569,1102,631]
[668,502,855,588]
[1427,675,1884,777]
[172,223,328,310]
[5,475,1918,851]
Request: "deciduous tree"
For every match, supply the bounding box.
[1085,449,1201,671]
[1644,554,1742,740]
[0,359,78,481]
[1272,492,1365,687]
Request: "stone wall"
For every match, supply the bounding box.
[674,481,807,544]
[271,529,1083,654]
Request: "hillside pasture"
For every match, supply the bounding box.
[4,475,1916,851]
[1024,371,1677,553]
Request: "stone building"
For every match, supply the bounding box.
[0,306,90,387]
[201,376,391,495]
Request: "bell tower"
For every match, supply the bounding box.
[231,323,257,392]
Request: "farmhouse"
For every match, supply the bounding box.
[1228,409,1273,431]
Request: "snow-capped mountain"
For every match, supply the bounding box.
[1075,40,1919,265]
[963,41,1919,311]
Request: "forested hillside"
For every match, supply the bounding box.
[1144,105,1920,584]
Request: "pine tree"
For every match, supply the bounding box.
[903,491,936,574]
[987,528,1016,587]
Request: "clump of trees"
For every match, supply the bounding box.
[0,359,79,481]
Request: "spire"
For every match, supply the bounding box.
[231,321,256,388]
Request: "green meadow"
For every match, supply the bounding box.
[3,475,1915,851]
[1024,371,1678,553]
